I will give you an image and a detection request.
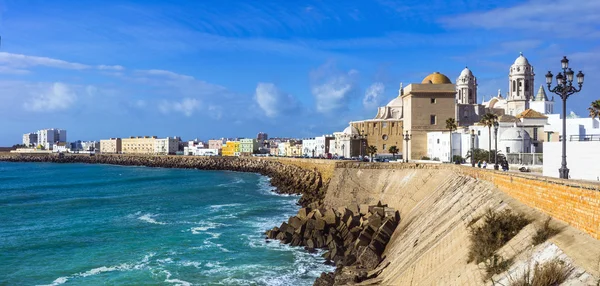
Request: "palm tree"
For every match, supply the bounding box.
[588,100,600,119]
[445,118,457,162]
[480,113,498,163]
[367,145,377,162]
[388,145,399,160]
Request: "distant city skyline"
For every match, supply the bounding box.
[0,0,599,145]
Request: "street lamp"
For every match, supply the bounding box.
[545,56,584,179]
[403,130,411,163]
[493,121,499,170]
[471,129,476,167]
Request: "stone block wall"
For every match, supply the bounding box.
[333,161,600,240]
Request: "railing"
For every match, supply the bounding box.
[505,153,543,165]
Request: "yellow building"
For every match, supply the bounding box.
[100,138,122,154]
[283,140,302,157]
[221,141,240,156]
[347,72,457,160]
[402,72,457,160]
[122,136,157,154]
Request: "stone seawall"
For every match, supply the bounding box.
[0,154,327,207]
[332,161,600,240]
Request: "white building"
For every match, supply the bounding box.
[36,129,67,150]
[278,142,286,156]
[545,113,600,141]
[154,137,180,155]
[302,138,317,157]
[332,126,365,159]
[543,140,600,181]
[185,146,219,156]
[22,133,38,147]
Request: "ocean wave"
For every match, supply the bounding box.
[163,270,193,286]
[189,221,225,234]
[38,253,155,286]
[216,178,245,187]
[138,213,167,225]
[209,203,242,210]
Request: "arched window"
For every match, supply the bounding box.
[525,80,529,91]
[512,80,516,92]
[468,89,472,103]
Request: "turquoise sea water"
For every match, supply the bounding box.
[0,162,333,285]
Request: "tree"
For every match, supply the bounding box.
[588,100,600,119]
[480,113,498,162]
[367,145,377,162]
[388,145,399,160]
[445,118,457,162]
[466,148,505,164]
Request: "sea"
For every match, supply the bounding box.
[0,162,333,285]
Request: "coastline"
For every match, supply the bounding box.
[0,153,399,285]
[0,153,327,208]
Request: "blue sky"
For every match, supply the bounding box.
[0,0,599,145]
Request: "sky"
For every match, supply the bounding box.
[0,0,599,145]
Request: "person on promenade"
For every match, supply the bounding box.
[477,160,482,168]
[483,161,487,169]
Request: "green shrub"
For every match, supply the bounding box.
[421,156,431,160]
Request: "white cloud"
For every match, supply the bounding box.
[440,0,600,38]
[363,82,385,109]
[310,62,358,113]
[97,65,125,71]
[159,98,201,116]
[254,82,299,117]
[23,82,77,112]
[0,52,89,70]
[137,69,195,81]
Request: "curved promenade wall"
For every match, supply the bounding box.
[330,162,600,240]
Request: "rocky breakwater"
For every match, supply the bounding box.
[266,202,400,285]
[0,154,326,207]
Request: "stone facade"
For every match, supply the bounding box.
[122,136,156,154]
[100,138,122,154]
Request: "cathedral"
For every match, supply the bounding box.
[481,53,554,116]
[337,53,553,161]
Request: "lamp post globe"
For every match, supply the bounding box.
[547,56,584,179]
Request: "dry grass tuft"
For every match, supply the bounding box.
[532,217,560,245]
[468,209,530,264]
[510,259,574,286]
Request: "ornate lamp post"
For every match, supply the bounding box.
[403,130,411,163]
[545,56,585,179]
[493,121,499,170]
[471,129,476,167]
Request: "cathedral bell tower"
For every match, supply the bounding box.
[456,67,477,104]
[507,53,535,115]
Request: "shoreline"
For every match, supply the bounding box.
[0,153,396,285]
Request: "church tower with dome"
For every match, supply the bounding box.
[507,53,535,116]
[456,67,486,126]
[456,67,477,104]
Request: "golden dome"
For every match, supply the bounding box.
[421,72,452,84]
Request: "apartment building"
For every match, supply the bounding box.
[100,138,122,154]
[122,136,157,154]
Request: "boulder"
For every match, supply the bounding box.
[359,204,370,216]
[297,207,311,220]
[357,246,381,270]
[322,209,338,226]
[313,272,335,286]
[315,218,326,231]
[288,216,303,229]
